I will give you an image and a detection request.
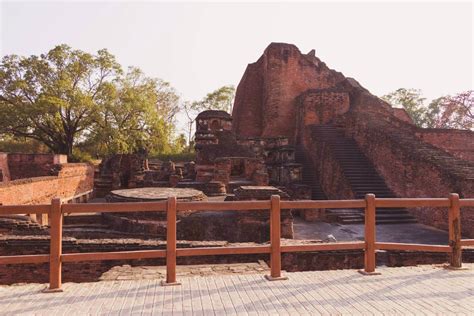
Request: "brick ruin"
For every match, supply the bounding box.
[1,43,474,284]
[232,42,474,236]
[93,153,148,197]
[0,152,94,230]
[0,153,94,206]
[0,152,67,182]
[92,110,311,200]
[2,233,473,285]
[193,110,310,199]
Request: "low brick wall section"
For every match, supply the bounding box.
[0,163,94,205]
[6,153,67,180]
[416,129,474,162]
[1,236,473,284]
[103,210,294,243]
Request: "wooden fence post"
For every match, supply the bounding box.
[265,195,287,281]
[449,193,462,268]
[162,196,180,286]
[44,198,63,292]
[360,194,379,275]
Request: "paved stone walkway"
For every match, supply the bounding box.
[1,264,473,315]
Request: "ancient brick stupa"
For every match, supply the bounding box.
[231,43,474,235]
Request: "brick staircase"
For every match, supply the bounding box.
[62,213,131,239]
[309,124,417,225]
[0,215,48,235]
[94,171,113,198]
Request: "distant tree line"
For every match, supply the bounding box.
[0,44,234,161]
[382,88,473,130]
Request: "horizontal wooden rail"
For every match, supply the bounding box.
[460,239,474,246]
[0,254,50,264]
[61,249,166,262]
[176,246,271,257]
[375,242,451,253]
[281,242,365,252]
[62,201,167,213]
[1,194,473,291]
[176,200,270,211]
[375,198,450,208]
[281,200,365,209]
[0,204,50,215]
[460,199,474,207]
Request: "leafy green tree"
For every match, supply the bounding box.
[0,44,121,156]
[383,89,473,130]
[382,88,428,127]
[155,79,180,124]
[424,97,445,128]
[0,45,181,158]
[171,133,188,153]
[0,135,48,153]
[192,85,235,112]
[90,67,175,156]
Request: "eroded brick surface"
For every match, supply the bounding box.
[232,42,474,232]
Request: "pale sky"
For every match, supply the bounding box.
[1,1,473,132]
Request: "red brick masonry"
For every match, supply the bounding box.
[0,163,94,205]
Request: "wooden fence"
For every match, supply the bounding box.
[0,193,473,291]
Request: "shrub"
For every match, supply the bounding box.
[151,152,196,162]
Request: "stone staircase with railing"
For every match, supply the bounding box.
[307,124,417,224]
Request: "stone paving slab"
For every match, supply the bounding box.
[0,264,473,315]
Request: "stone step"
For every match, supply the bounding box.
[375,219,419,224]
[63,223,110,229]
[352,189,392,193]
[354,191,394,194]
[63,214,103,225]
[350,184,390,187]
[342,169,380,173]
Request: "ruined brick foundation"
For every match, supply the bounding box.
[1,235,473,285]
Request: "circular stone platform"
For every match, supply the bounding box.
[106,187,206,203]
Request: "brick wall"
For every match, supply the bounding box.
[0,163,94,205]
[298,89,350,126]
[232,43,345,140]
[6,153,68,180]
[416,129,474,162]
[392,108,414,124]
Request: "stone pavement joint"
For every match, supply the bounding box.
[0,264,473,315]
